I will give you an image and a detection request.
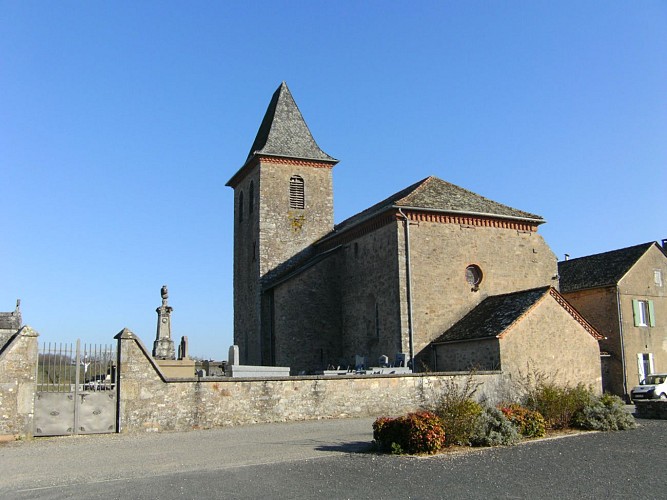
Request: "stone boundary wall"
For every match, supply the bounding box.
[0,326,38,438]
[634,400,667,419]
[116,329,511,433]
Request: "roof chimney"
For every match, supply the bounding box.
[564,253,570,261]
[662,239,667,249]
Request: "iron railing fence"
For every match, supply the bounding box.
[37,340,116,393]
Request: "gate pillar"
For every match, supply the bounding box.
[0,326,39,439]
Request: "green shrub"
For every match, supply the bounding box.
[433,398,483,446]
[572,393,636,431]
[523,383,593,429]
[470,406,520,447]
[430,373,484,446]
[372,411,446,455]
[499,404,546,438]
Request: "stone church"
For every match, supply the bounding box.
[226,83,602,384]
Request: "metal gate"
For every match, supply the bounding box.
[34,340,117,436]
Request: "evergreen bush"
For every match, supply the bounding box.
[470,406,520,446]
[572,393,636,431]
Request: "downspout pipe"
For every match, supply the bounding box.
[397,208,415,371]
[616,287,628,401]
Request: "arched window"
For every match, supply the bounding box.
[238,191,244,222]
[289,175,304,210]
[249,181,255,214]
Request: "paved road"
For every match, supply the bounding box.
[1,415,666,499]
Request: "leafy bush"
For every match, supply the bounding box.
[430,373,484,445]
[572,393,636,431]
[470,406,520,447]
[499,404,546,438]
[373,411,446,455]
[373,416,403,453]
[523,382,593,429]
[436,398,484,446]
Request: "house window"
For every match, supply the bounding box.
[238,191,244,223]
[289,175,304,210]
[638,353,655,383]
[465,265,483,288]
[249,181,255,215]
[655,270,663,287]
[633,299,655,327]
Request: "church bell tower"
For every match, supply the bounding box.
[226,83,338,365]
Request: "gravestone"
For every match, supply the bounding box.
[228,345,240,366]
[178,336,189,360]
[395,353,408,367]
[355,355,366,371]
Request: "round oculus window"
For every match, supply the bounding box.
[466,265,483,287]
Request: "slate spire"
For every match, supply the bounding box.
[246,82,337,163]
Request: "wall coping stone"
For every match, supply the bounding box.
[115,327,170,382]
[0,325,39,360]
[135,370,503,384]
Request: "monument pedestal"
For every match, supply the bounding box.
[153,337,175,360]
[156,358,196,378]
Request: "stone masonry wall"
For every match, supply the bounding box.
[272,253,342,373]
[257,160,334,276]
[635,400,667,419]
[617,245,667,390]
[116,330,509,433]
[401,218,558,366]
[500,295,603,392]
[233,159,335,365]
[232,163,261,364]
[434,339,501,372]
[339,222,403,368]
[0,326,38,437]
[433,293,602,393]
[561,286,623,395]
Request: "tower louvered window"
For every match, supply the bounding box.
[289,175,305,209]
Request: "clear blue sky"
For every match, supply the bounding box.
[2,1,666,359]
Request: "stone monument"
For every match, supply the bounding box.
[152,285,176,360]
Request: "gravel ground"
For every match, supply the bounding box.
[1,412,665,499]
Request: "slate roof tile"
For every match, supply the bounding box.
[333,176,544,234]
[246,82,337,163]
[558,242,655,293]
[431,287,551,343]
